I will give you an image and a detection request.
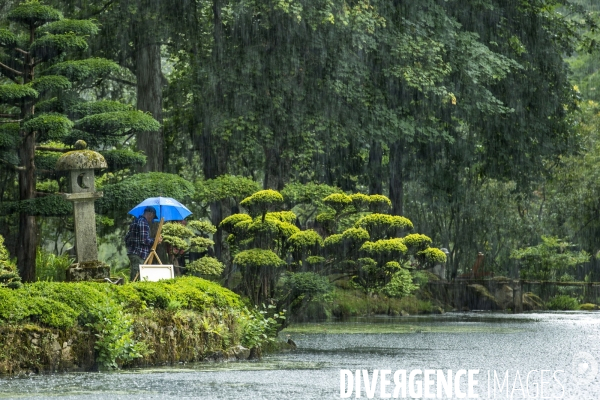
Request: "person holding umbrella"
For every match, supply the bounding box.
[125,206,163,281]
[126,197,193,281]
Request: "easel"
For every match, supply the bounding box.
[133,217,164,281]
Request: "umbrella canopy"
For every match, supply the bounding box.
[128,197,192,221]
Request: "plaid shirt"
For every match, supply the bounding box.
[125,216,154,260]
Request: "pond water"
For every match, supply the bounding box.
[1,312,599,399]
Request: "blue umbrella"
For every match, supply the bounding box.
[128,196,192,221]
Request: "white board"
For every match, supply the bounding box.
[139,264,174,281]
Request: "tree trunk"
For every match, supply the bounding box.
[264,147,286,190]
[368,140,383,194]
[204,0,226,260]
[16,132,37,282]
[389,141,404,216]
[135,42,164,172]
[17,27,37,282]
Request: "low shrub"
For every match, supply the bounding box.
[35,247,73,282]
[546,295,579,310]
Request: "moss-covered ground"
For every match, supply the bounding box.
[0,277,255,374]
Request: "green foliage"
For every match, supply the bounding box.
[275,221,301,239]
[0,235,11,264]
[281,182,342,206]
[30,33,89,61]
[161,235,189,253]
[511,236,590,280]
[187,257,224,276]
[355,214,413,240]
[7,0,62,26]
[281,272,332,300]
[240,305,285,351]
[0,124,20,148]
[323,193,352,213]
[162,222,195,239]
[288,230,323,251]
[417,247,447,267]
[190,236,214,252]
[0,29,17,47]
[234,249,285,269]
[546,295,579,311]
[240,190,284,218]
[161,220,219,256]
[324,233,343,248]
[403,234,433,252]
[360,238,408,260]
[306,256,325,265]
[350,193,370,210]
[69,100,132,118]
[0,84,38,104]
[265,211,297,223]
[25,281,108,320]
[0,195,72,217]
[578,303,598,311]
[342,227,370,242]
[23,113,74,141]
[368,195,392,213]
[0,235,22,289]
[97,173,194,215]
[75,111,161,136]
[86,302,145,369]
[100,149,146,170]
[188,220,217,235]
[30,75,72,94]
[0,289,76,328]
[247,218,280,239]
[40,19,99,36]
[0,277,242,332]
[194,175,260,204]
[35,247,72,282]
[381,268,419,298]
[316,212,336,233]
[220,213,252,233]
[46,58,121,81]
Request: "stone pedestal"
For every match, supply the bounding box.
[65,191,103,262]
[66,261,111,281]
[56,142,109,281]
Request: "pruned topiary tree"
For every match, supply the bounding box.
[233,248,285,304]
[0,1,160,280]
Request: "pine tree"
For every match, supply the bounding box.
[0,0,159,281]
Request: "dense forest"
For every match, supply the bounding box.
[1,0,600,295]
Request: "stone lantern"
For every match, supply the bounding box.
[56,140,109,280]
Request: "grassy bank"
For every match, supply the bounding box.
[289,286,442,322]
[328,287,441,318]
[0,277,277,374]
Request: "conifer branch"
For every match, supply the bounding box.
[0,120,22,123]
[83,0,115,18]
[0,114,19,118]
[0,159,25,171]
[0,61,22,76]
[122,131,136,144]
[14,48,28,56]
[107,77,136,86]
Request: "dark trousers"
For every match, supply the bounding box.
[128,254,144,282]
